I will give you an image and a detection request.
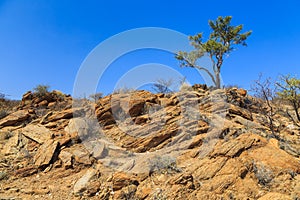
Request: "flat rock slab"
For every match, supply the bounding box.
[0,110,30,127]
[46,108,84,123]
[21,124,52,144]
[34,140,59,168]
[73,168,97,195]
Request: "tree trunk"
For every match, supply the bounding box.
[293,101,300,121]
[215,71,221,89]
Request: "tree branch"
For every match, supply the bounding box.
[179,54,217,86]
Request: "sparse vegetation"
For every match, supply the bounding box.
[176,16,252,88]
[276,75,300,126]
[119,185,137,200]
[251,74,278,136]
[113,86,136,94]
[253,162,274,186]
[0,131,13,141]
[89,92,103,102]
[179,82,193,92]
[0,171,9,181]
[152,78,174,93]
[0,110,8,120]
[150,189,167,200]
[0,92,5,100]
[148,155,181,175]
[0,93,20,118]
[33,84,50,97]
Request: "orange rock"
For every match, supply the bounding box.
[237,88,247,97]
[112,172,138,191]
[38,100,48,107]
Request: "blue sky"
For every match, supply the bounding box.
[0,0,299,99]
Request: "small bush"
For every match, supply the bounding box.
[33,84,50,97]
[113,87,136,94]
[119,185,137,200]
[152,78,174,94]
[148,155,181,175]
[53,90,65,100]
[150,188,167,200]
[0,92,5,100]
[0,110,8,120]
[0,171,8,180]
[253,162,274,186]
[179,82,193,92]
[89,92,103,102]
[224,84,240,90]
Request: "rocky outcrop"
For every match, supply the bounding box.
[0,87,300,199]
[20,90,71,110]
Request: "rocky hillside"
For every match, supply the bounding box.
[0,86,299,200]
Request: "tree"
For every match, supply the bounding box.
[276,75,300,124]
[33,84,50,97]
[176,16,252,88]
[152,78,174,93]
[251,74,277,136]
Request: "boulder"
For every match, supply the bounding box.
[73,168,98,195]
[128,100,145,117]
[38,100,48,107]
[21,124,52,144]
[58,150,73,169]
[60,145,92,166]
[22,91,32,100]
[112,172,138,191]
[64,118,89,139]
[47,102,56,109]
[237,88,247,97]
[96,110,115,126]
[210,133,266,158]
[229,104,252,120]
[135,115,148,125]
[34,140,59,168]
[245,141,300,174]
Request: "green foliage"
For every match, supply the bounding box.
[276,75,300,122]
[33,84,50,97]
[176,16,252,88]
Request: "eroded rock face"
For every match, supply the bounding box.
[1,88,300,199]
[0,110,30,127]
